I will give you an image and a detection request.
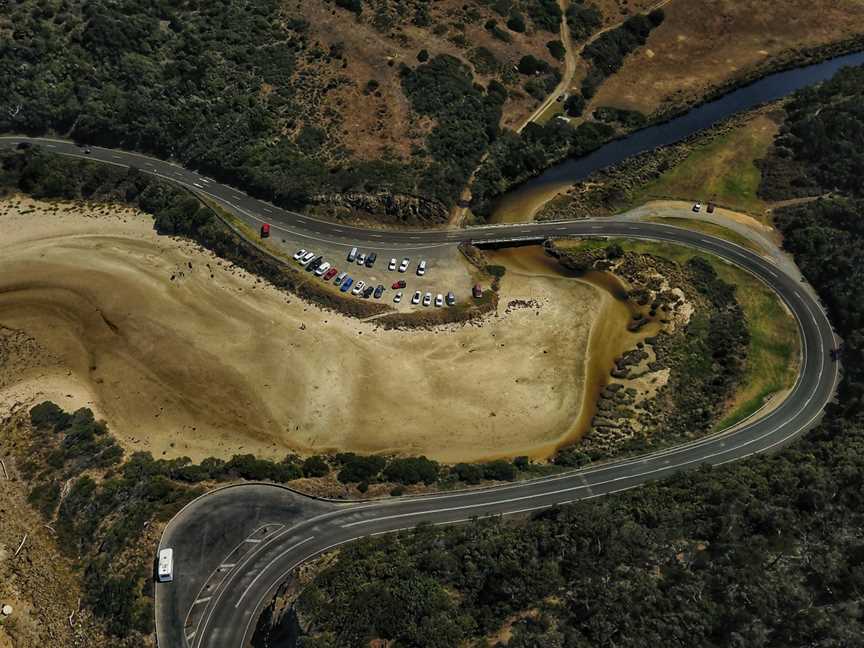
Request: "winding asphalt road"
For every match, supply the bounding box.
[0,136,840,647]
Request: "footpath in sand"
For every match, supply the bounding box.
[0,197,608,463]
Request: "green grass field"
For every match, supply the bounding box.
[556,238,799,428]
[630,114,779,219]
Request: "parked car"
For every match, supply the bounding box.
[347,247,358,263]
[417,260,427,276]
[391,280,406,289]
[394,291,403,303]
[411,290,422,305]
[388,258,397,271]
[374,284,384,299]
[306,257,324,272]
[300,251,315,264]
[435,293,444,307]
[363,285,375,298]
[357,253,367,266]
[293,248,307,261]
[423,292,432,306]
[472,284,483,299]
[365,252,377,268]
[399,257,410,273]
[334,271,347,286]
[707,202,716,214]
[446,292,456,306]
[340,277,353,292]
[260,223,270,238]
[314,262,331,277]
[324,267,338,281]
[693,202,702,213]
[352,280,366,295]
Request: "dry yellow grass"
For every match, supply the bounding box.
[591,0,864,116]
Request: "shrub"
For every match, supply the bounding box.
[417,49,429,62]
[384,457,440,485]
[482,460,517,481]
[453,463,485,484]
[303,455,330,478]
[546,40,566,61]
[336,453,387,483]
[507,13,526,33]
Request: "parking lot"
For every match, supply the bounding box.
[286,241,479,310]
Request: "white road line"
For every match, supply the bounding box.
[234,537,315,608]
[243,538,262,544]
[194,596,212,605]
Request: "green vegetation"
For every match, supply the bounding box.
[566,1,603,42]
[292,67,864,647]
[632,114,779,216]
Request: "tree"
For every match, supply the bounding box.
[546,40,566,61]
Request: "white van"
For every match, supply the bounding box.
[158,548,174,582]
[347,247,358,263]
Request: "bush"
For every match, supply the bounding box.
[417,49,429,62]
[335,453,387,483]
[517,54,549,76]
[335,0,362,14]
[453,463,485,484]
[546,40,566,61]
[482,460,517,481]
[384,457,440,485]
[30,401,70,430]
[563,93,586,117]
[507,13,526,33]
[303,455,330,478]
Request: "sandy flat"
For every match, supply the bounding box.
[0,197,604,463]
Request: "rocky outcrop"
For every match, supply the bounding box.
[311,191,449,225]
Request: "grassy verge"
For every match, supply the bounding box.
[645,216,766,255]
[555,237,800,428]
[629,114,779,218]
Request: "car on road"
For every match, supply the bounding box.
[352,280,366,295]
[299,251,315,264]
[340,277,353,292]
[157,548,174,583]
[473,284,483,299]
[399,257,410,273]
[707,202,716,214]
[423,292,432,306]
[365,252,377,268]
[435,293,444,307]
[84,146,92,154]
[260,223,270,238]
[334,271,347,286]
[388,258,397,271]
[347,247,358,263]
[363,285,375,298]
[357,253,366,266]
[314,262,331,277]
[293,249,307,261]
[324,267,338,281]
[394,291,403,303]
[417,260,427,276]
[391,280,406,289]
[374,284,384,299]
[446,292,456,306]
[411,290,422,305]
[693,202,702,213]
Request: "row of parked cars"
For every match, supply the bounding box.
[347,247,427,276]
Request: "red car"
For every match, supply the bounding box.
[391,279,407,289]
[260,223,270,238]
[324,267,338,281]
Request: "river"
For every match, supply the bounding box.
[491,50,864,223]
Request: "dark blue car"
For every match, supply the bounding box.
[340,277,353,292]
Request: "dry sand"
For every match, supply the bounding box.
[0,197,607,463]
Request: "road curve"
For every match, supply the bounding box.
[0,136,840,648]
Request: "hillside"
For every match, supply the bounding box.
[0,0,591,224]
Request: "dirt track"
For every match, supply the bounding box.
[0,197,612,463]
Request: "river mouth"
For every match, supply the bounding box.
[488,50,864,223]
[485,245,661,457]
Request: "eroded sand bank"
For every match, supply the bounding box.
[0,197,610,463]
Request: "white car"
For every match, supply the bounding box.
[435,293,444,307]
[693,202,702,213]
[357,253,366,266]
[388,258,397,271]
[351,280,366,296]
[314,262,331,277]
[417,260,427,276]
[293,248,307,261]
[411,290,421,305]
[300,251,315,264]
[398,257,410,273]
[394,291,403,303]
[422,292,432,307]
